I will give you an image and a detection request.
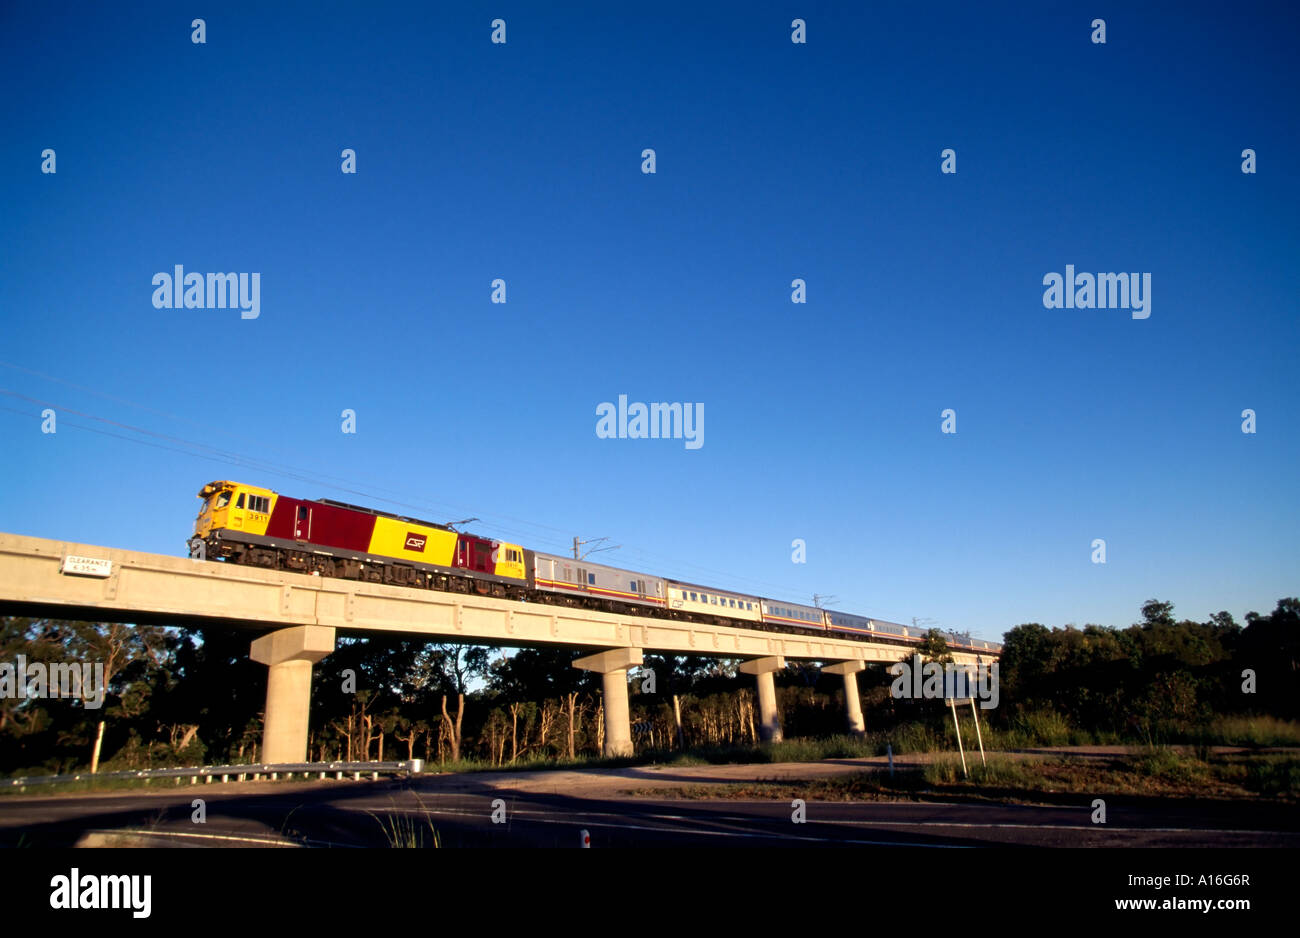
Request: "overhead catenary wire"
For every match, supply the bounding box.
[0,385,979,634]
[0,391,823,598]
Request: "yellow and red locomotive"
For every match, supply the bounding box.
[192,480,527,597]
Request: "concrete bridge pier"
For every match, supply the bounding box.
[250,625,336,764]
[821,660,867,735]
[573,647,642,757]
[738,656,785,742]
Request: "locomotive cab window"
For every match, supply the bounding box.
[215,491,232,509]
[236,493,246,509]
[298,506,309,520]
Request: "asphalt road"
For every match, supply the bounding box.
[2,760,1296,847]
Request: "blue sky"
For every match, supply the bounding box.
[1,2,1296,643]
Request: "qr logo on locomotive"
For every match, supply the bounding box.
[404,533,427,552]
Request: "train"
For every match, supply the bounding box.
[189,480,1001,655]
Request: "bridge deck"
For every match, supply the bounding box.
[0,532,992,665]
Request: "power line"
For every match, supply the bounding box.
[0,390,968,629]
[572,536,620,560]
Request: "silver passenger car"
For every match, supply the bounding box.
[759,597,826,631]
[825,609,889,637]
[532,552,666,610]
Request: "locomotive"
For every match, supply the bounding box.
[190,480,1001,654]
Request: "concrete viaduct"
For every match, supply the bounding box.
[0,532,997,763]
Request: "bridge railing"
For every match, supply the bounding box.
[5,759,425,789]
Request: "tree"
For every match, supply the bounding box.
[1139,600,1176,629]
[917,629,954,665]
[413,644,490,697]
[487,647,595,701]
[61,621,169,773]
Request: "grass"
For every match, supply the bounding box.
[1194,715,1300,748]
[923,755,1035,787]
[8,713,1299,797]
[631,746,1300,805]
[1128,746,1210,784]
[367,795,441,848]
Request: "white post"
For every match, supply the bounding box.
[970,697,986,766]
[950,697,968,778]
[90,720,106,774]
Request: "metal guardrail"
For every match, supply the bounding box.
[5,759,425,789]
